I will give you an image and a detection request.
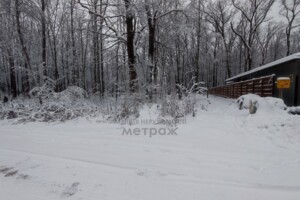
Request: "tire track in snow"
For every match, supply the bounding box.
[0,147,138,172]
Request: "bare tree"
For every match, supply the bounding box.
[143,0,185,99]
[206,0,236,78]
[280,0,300,56]
[47,0,61,91]
[192,0,203,83]
[41,0,47,83]
[231,0,275,71]
[0,0,297,100]
[15,0,31,94]
[124,0,138,93]
[256,23,280,65]
[1,0,21,97]
[144,0,157,95]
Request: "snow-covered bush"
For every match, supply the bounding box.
[160,97,182,118]
[29,86,53,98]
[57,86,88,101]
[29,80,56,99]
[159,92,209,120]
[236,94,287,114]
[0,86,98,123]
[108,95,141,122]
[0,84,211,124]
[159,81,207,118]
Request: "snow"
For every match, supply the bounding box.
[289,106,300,115]
[0,95,300,200]
[237,94,287,112]
[226,52,300,82]
[277,77,291,81]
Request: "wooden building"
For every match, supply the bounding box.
[211,53,300,106]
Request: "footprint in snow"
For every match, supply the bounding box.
[0,166,13,174]
[0,166,30,180]
[5,170,18,177]
[17,174,30,180]
[136,169,145,176]
[60,182,80,198]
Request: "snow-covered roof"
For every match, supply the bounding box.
[226,52,300,82]
[277,77,290,81]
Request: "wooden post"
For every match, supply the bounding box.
[279,89,283,99]
[261,79,264,97]
[240,82,242,96]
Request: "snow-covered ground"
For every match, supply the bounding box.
[0,95,300,200]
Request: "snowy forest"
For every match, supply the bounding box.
[0,0,300,99]
[1,1,300,199]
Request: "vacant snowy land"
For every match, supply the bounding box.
[0,95,300,200]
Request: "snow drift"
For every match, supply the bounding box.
[236,94,287,114]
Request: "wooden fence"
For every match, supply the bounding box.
[209,75,275,99]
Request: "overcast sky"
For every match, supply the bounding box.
[269,1,284,22]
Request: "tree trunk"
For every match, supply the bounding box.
[6,2,18,98]
[145,1,156,100]
[99,0,105,96]
[15,0,31,69]
[195,0,201,83]
[15,0,31,93]
[93,0,99,92]
[41,0,47,83]
[224,45,231,78]
[7,49,17,98]
[286,28,291,56]
[247,49,253,71]
[70,0,78,86]
[53,36,59,91]
[124,0,138,93]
